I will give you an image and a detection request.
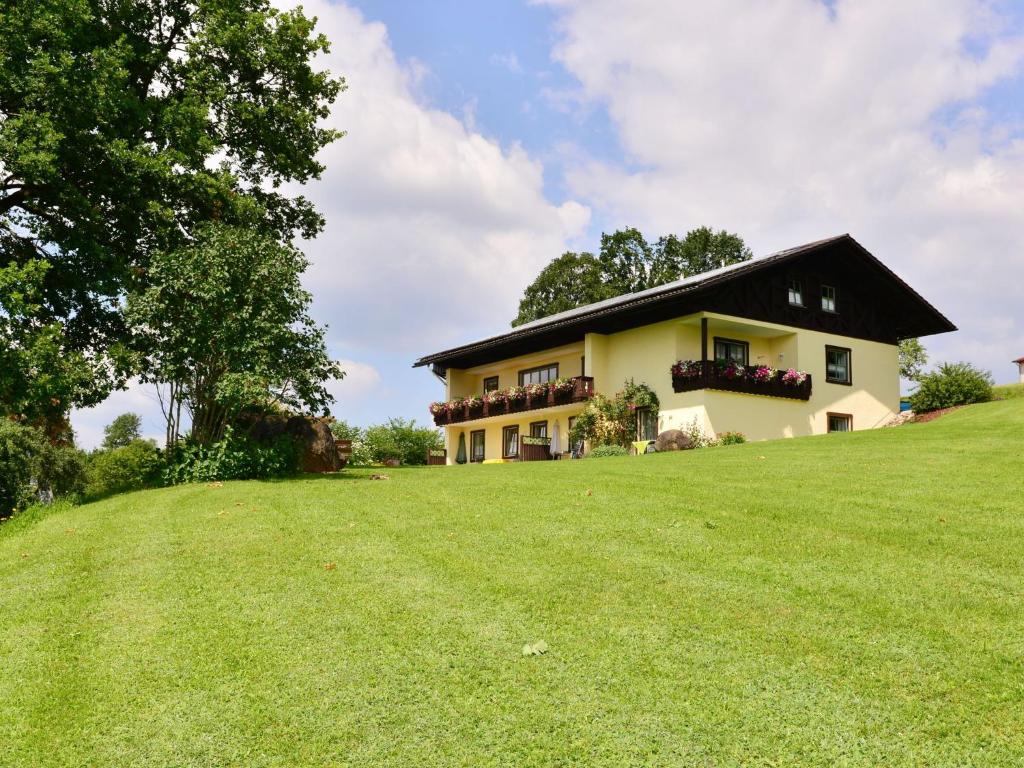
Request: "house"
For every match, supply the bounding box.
[1014,357,1024,384]
[414,234,955,463]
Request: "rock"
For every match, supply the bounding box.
[242,414,342,473]
[884,411,915,427]
[655,429,695,452]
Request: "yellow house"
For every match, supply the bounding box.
[414,235,955,463]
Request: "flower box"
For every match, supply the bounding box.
[671,361,812,401]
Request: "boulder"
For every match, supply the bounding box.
[655,429,695,452]
[243,414,342,473]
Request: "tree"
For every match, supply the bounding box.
[0,0,344,418]
[512,226,752,326]
[596,228,654,295]
[649,226,753,284]
[0,262,110,437]
[898,338,928,381]
[512,252,610,327]
[102,414,143,451]
[127,224,343,445]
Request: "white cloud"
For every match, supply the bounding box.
[276,1,588,356]
[329,359,382,402]
[544,0,1024,380]
[71,380,166,450]
[491,52,523,74]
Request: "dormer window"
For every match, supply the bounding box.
[821,285,837,313]
[788,279,803,307]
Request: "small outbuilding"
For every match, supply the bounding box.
[1014,356,1024,384]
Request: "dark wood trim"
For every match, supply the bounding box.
[713,336,750,365]
[415,235,957,371]
[518,363,559,386]
[700,317,708,362]
[502,425,519,459]
[826,412,853,432]
[825,344,853,385]
[482,376,499,393]
[529,420,548,438]
[469,429,486,462]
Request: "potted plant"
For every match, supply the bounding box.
[781,368,808,387]
[464,395,484,418]
[750,365,776,384]
[483,388,505,415]
[549,377,575,404]
[525,382,549,408]
[505,385,527,412]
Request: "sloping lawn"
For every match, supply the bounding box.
[994,382,1024,400]
[2,401,1023,767]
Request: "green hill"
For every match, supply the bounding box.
[2,401,1023,767]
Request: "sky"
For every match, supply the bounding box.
[71,0,1024,448]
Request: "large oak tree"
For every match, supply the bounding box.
[0,0,343,421]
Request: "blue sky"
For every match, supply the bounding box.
[72,0,1024,448]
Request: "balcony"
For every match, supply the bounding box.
[433,376,595,427]
[672,360,812,401]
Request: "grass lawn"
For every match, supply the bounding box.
[2,401,1023,767]
[994,382,1024,400]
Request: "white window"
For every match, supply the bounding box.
[788,279,803,306]
[825,346,851,385]
[519,364,558,386]
[821,285,837,313]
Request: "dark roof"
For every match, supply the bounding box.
[1014,357,1024,364]
[414,234,956,370]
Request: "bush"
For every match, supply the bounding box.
[163,428,299,484]
[37,441,87,501]
[86,440,163,499]
[362,419,442,466]
[715,431,747,446]
[0,420,41,517]
[909,362,993,413]
[569,380,660,450]
[680,416,714,448]
[328,420,372,466]
[587,444,630,458]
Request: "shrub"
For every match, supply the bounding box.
[37,441,87,501]
[569,380,660,449]
[909,362,993,413]
[0,420,41,517]
[328,420,372,466]
[680,416,714,448]
[715,431,747,446]
[587,444,629,458]
[86,440,164,499]
[163,429,298,484]
[362,419,442,466]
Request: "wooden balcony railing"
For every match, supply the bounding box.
[433,376,595,427]
[672,361,812,401]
